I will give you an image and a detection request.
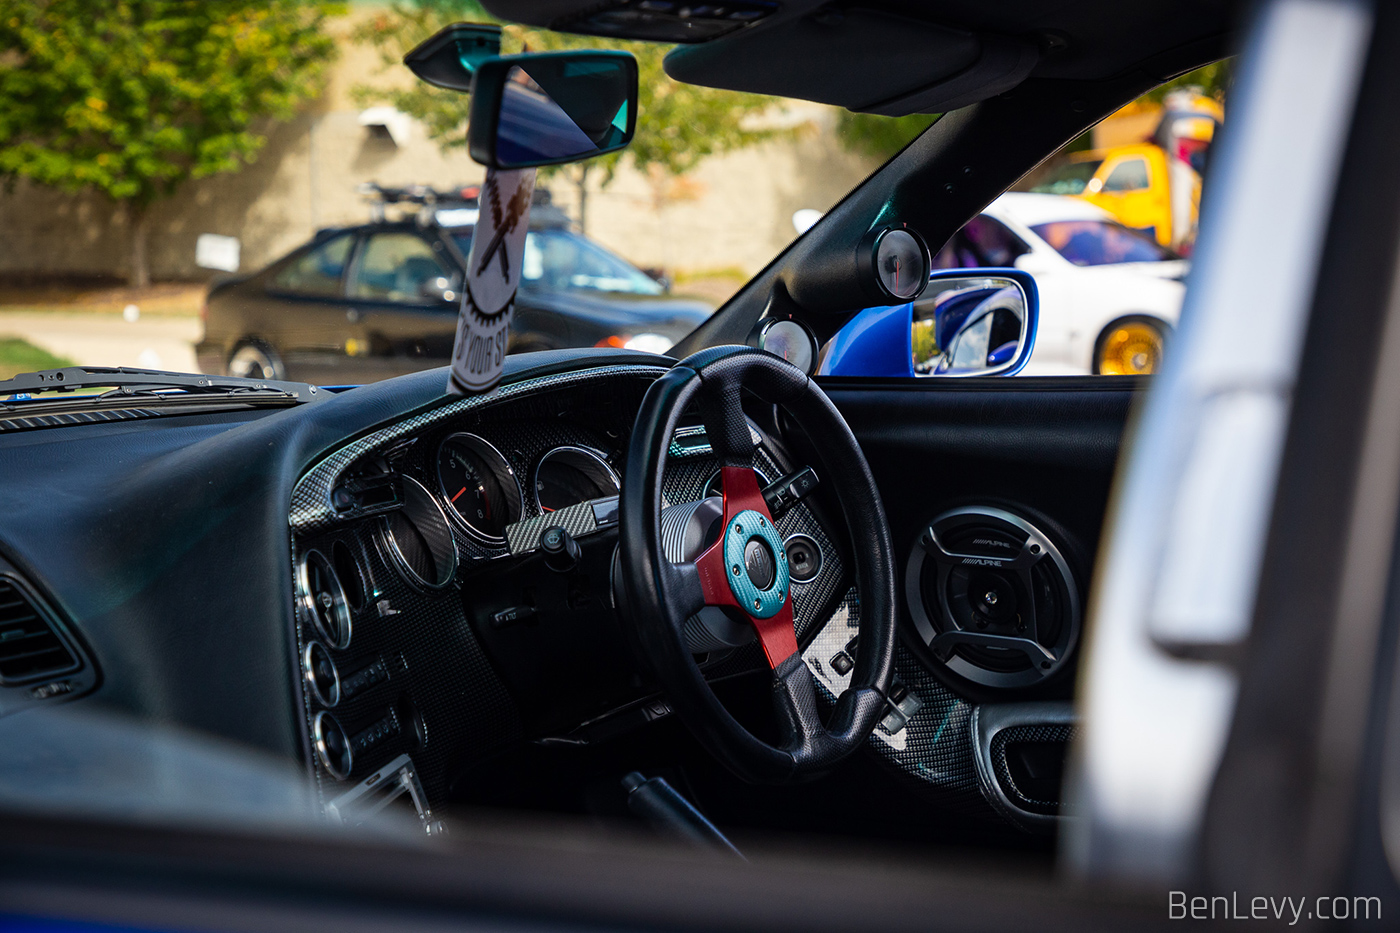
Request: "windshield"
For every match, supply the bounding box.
[1030,219,1179,265]
[451,228,664,295]
[0,13,897,388]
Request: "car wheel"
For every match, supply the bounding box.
[1093,317,1167,375]
[227,342,286,381]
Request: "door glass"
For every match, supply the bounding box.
[932,216,1030,269]
[351,233,451,303]
[826,67,1225,377]
[1102,158,1150,192]
[271,234,353,296]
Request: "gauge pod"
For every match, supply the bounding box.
[435,433,523,543]
[381,476,458,590]
[298,550,352,650]
[533,446,620,514]
[862,224,931,303]
[749,318,818,374]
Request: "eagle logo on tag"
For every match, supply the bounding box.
[449,167,537,395]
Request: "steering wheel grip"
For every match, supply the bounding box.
[620,346,897,783]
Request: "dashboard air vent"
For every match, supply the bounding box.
[0,576,79,683]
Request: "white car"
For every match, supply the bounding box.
[935,192,1188,375]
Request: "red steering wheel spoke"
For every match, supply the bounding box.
[689,466,798,669]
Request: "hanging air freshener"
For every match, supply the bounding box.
[448,167,535,395]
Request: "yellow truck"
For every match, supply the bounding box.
[1030,92,1223,252]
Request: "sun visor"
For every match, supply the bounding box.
[662,8,1039,115]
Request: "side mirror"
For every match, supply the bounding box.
[468,52,638,169]
[817,269,1039,378]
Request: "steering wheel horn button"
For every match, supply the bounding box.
[723,509,789,618]
[743,537,776,590]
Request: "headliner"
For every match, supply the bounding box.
[483,0,1239,115]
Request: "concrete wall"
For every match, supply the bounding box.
[0,15,876,285]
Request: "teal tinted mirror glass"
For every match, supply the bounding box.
[496,58,634,167]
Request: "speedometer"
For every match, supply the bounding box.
[436,433,523,541]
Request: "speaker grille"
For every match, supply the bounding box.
[905,506,1080,690]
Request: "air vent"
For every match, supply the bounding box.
[0,408,163,433]
[0,576,80,683]
[971,701,1075,832]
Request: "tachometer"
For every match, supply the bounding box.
[533,446,620,513]
[436,433,522,541]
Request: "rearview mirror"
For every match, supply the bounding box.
[468,52,637,169]
[817,269,1039,378]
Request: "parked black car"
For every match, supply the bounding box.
[195,190,712,383]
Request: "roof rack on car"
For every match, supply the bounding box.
[356,181,555,225]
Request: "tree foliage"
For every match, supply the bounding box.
[833,111,939,163]
[0,0,339,285]
[353,2,781,232]
[1142,61,1231,105]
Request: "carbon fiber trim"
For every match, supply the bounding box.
[505,500,597,554]
[290,365,668,533]
[803,591,991,815]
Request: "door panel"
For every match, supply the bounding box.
[804,377,1141,690]
[817,377,1137,538]
[263,232,358,381]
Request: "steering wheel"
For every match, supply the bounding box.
[619,345,897,783]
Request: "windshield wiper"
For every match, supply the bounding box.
[0,366,324,409]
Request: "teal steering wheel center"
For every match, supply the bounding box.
[723,509,789,617]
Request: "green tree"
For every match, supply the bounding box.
[834,111,939,163]
[1142,61,1231,105]
[354,2,780,236]
[0,0,339,287]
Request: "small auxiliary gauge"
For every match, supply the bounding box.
[750,318,818,374]
[864,225,931,302]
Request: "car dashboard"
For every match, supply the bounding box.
[0,349,1089,840]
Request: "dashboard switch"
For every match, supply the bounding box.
[351,708,402,756]
[491,605,535,628]
[341,657,389,699]
[540,525,581,573]
[763,466,819,520]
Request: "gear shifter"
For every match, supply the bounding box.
[621,772,744,858]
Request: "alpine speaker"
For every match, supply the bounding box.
[905,506,1080,690]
